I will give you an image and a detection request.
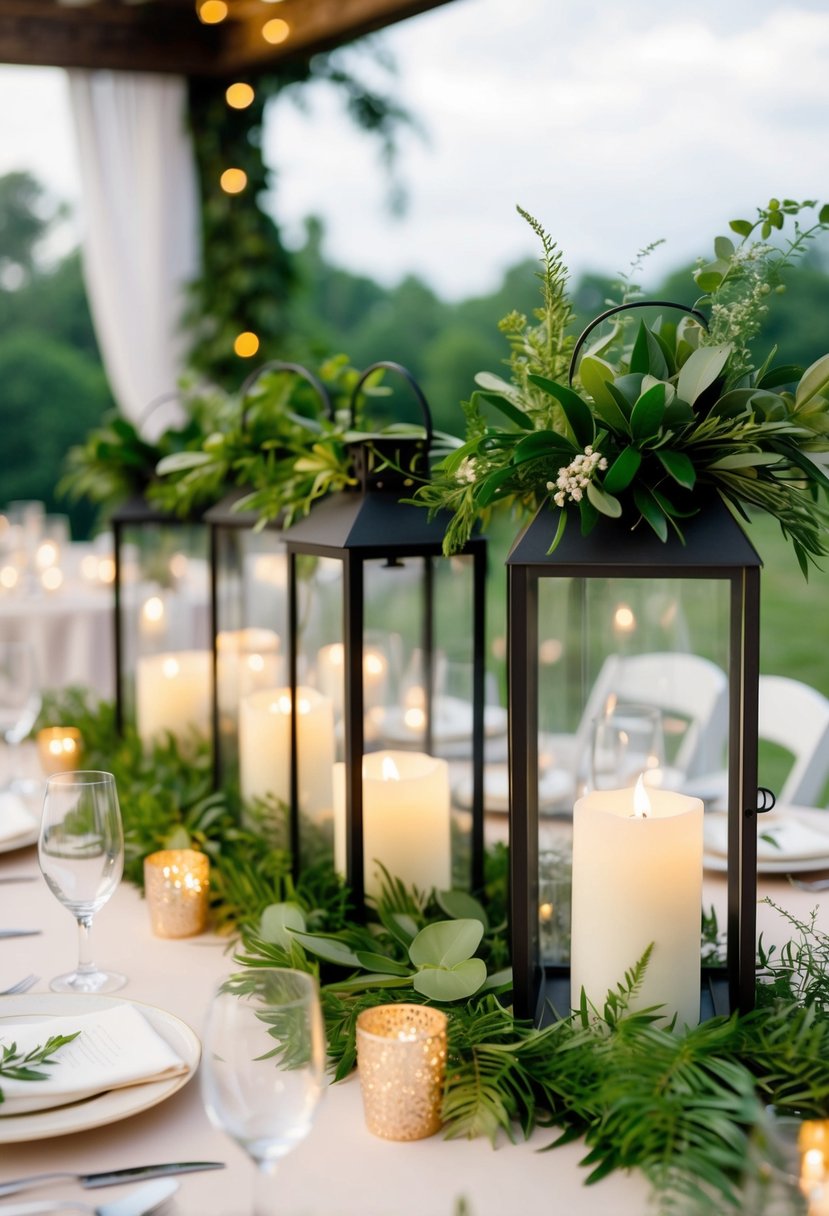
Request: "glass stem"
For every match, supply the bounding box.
[253,1161,279,1216]
[76,915,96,977]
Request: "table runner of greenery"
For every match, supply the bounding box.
[29,689,829,1214]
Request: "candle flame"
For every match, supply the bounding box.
[381,755,401,782]
[364,651,386,677]
[162,657,180,679]
[633,773,651,819]
[404,706,426,731]
[603,693,617,717]
[142,595,165,623]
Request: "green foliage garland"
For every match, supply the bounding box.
[33,691,829,1213]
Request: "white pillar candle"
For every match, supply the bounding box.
[238,685,335,818]
[216,628,281,717]
[135,649,211,745]
[570,779,704,1028]
[333,750,451,898]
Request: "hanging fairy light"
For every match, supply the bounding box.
[226,82,255,110]
[234,332,260,358]
[220,168,248,194]
[197,0,227,23]
[262,17,290,43]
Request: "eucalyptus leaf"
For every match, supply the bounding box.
[795,353,829,408]
[409,918,484,968]
[354,951,413,977]
[474,465,519,507]
[260,902,307,949]
[586,481,622,518]
[527,375,595,447]
[578,355,624,417]
[633,486,668,542]
[629,382,667,442]
[435,889,490,930]
[656,449,696,489]
[602,446,641,494]
[412,958,488,1001]
[676,345,732,406]
[608,374,645,408]
[289,930,362,970]
[708,452,783,470]
[472,391,534,431]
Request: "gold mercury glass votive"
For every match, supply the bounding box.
[356,1004,447,1141]
[36,726,83,775]
[143,849,210,938]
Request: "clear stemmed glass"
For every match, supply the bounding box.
[37,770,126,993]
[588,703,665,792]
[0,640,41,793]
[201,968,326,1215]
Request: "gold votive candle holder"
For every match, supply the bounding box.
[143,848,210,938]
[36,726,83,775]
[356,1003,447,1141]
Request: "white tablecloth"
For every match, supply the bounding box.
[0,831,826,1215]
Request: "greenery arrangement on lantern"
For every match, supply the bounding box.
[154,355,462,527]
[416,199,829,576]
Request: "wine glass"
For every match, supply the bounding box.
[0,640,42,793]
[37,770,126,993]
[588,702,664,792]
[201,968,326,1215]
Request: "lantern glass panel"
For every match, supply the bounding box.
[533,573,732,984]
[214,524,286,791]
[119,522,210,747]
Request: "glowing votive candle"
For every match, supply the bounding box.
[36,727,83,774]
[143,848,210,938]
[356,1004,447,1141]
[570,777,704,1028]
[333,750,451,897]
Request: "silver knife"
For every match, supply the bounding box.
[0,930,41,939]
[0,1162,224,1197]
[0,877,37,884]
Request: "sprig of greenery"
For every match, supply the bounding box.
[416,199,829,573]
[0,1033,80,1105]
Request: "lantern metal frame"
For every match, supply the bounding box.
[507,496,763,1024]
[281,361,487,904]
[205,361,334,792]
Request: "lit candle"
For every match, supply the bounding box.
[238,685,335,818]
[143,848,210,938]
[315,642,389,717]
[134,650,212,745]
[139,594,167,639]
[216,628,281,717]
[36,727,83,774]
[333,750,451,897]
[570,776,703,1028]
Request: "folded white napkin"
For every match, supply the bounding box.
[705,810,829,862]
[0,793,37,844]
[0,1003,188,1116]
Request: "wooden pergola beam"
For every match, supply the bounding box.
[0,0,455,77]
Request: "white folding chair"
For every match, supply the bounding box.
[757,675,829,806]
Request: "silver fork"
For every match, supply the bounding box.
[0,974,39,996]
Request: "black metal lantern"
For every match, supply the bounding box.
[279,362,488,903]
[507,496,762,1025]
[205,362,334,803]
[112,408,211,745]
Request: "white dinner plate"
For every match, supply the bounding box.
[703,805,829,875]
[0,824,39,854]
[0,993,200,1143]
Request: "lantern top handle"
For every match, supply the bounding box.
[238,360,335,429]
[568,299,710,387]
[349,360,434,452]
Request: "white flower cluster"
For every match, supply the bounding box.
[546,445,608,507]
[457,456,478,484]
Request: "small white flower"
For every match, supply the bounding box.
[550,445,606,508]
[457,457,478,485]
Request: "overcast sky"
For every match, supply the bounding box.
[1,0,828,300]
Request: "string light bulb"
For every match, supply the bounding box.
[262,17,290,43]
[234,332,260,358]
[226,82,255,110]
[220,167,248,194]
[197,0,227,24]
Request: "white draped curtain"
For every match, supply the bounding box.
[67,71,202,441]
